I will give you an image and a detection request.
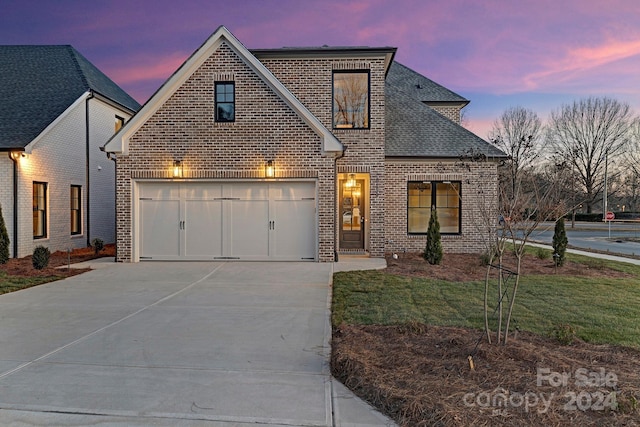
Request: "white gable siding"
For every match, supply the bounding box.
[7,96,131,258]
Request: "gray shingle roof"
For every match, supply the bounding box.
[387,62,468,104]
[0,45,140,150]
[385,83,506,158]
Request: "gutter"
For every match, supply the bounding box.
[86,91,95,247]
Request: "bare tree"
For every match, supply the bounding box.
[489,107,544,200]
[547,97,634,213]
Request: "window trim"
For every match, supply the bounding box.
[332,70,370,130]
[407,181,462,235]
[215,81,235,122]
[33,181,48,239]
[70,185,82,236]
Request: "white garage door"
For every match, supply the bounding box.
[138,181,316,261]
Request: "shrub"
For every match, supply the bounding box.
[551,323,576,345]
[91,238,104,255]
[32,245,50,270]
[424,207,443,265]
[552,218,568,267]
[535,247,550,260]
[0,203,9,264]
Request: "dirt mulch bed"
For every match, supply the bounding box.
[0,244,115,279]
[332,324,640,426]
[333,252,639,425]
[384,252,632,282]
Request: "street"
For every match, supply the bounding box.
[529,221,640,257]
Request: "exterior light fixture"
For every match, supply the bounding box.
[346,173,356,188]
[172,160,183,178]
[265,160,274,178]
[8,151,22,161]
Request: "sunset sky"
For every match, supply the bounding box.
[3,0,640,139]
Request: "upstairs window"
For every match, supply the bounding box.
[33,182,47,239]
[407,181,461,234]
[70,185,82,235]
[215,82,235,122]
[333,71,369,129]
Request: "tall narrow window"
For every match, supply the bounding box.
[33,182,47,239]
[115,115,125,132]
[333,71,369,129]
[407,181,461,234]
[215,82,235,122]
[70,185,82,235]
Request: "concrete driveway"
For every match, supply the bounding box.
[0,261,393,426]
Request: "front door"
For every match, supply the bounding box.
[339,178,365,249]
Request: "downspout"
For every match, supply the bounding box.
[107,151,117,262]
[85,91,95,247]
[333,148,346,262]
[8,152,18,258]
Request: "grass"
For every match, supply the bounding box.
[0,270,66,295]
[332,252,640,348]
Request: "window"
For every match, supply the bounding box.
[333,71,369,129]
[33,182,47,239]
[408,181,461,234]
[115,115,125,132]
[70,185,82,235]
[215,82,235,122]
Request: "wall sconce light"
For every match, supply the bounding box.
[8,151,23,161]
[265,160,274,178]
[172,160,183,178]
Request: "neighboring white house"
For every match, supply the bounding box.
[0,45,140,258]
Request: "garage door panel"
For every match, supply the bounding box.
[272,199,316,260]
[138,181,316,261]
[229,183,268,200]
[229,200,269,258]
[184,200,223,257]
[183,183,222,200]
[140,200,180,258]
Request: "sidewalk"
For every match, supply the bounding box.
[526,241,640,266]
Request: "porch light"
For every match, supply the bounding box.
[346,173,356,188]
[265,160,275,178]
[172,160,183,178]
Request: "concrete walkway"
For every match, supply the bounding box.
[0,259,394,426]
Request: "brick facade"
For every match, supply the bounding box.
[384,159,498,254]
[110,29,501,262]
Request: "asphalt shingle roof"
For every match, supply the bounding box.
[385,83,506,158]
[386,62,468,104]
[0,45,140,150]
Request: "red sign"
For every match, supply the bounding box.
[605,211,615,221]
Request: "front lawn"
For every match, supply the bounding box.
[331,252,640,426]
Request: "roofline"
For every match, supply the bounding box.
[426,100,471,108]
[105,26,344,156]
[0,147,25,152]
[385,154,509,161]
[24,91,90,153]
[92,90,138,116]
[252,46,397,76]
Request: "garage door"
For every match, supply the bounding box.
[138,181,316,261]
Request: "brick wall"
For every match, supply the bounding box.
[384,159,499,254]
[429,105,462,123]
[116,42,341,262]
[259,56,388,256]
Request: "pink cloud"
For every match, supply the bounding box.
[107,52,188,85]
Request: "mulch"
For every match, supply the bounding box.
[0,244,115,279]
[332,252,640,426]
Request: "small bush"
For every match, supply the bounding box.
[479,251,492,266]
[424,207,443,265]
[535,247,550,260]
[0,203,9,264]
[552,218,568,267]
[32,245,50,270]
[551,324,576,345]
[91,238,104,255]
